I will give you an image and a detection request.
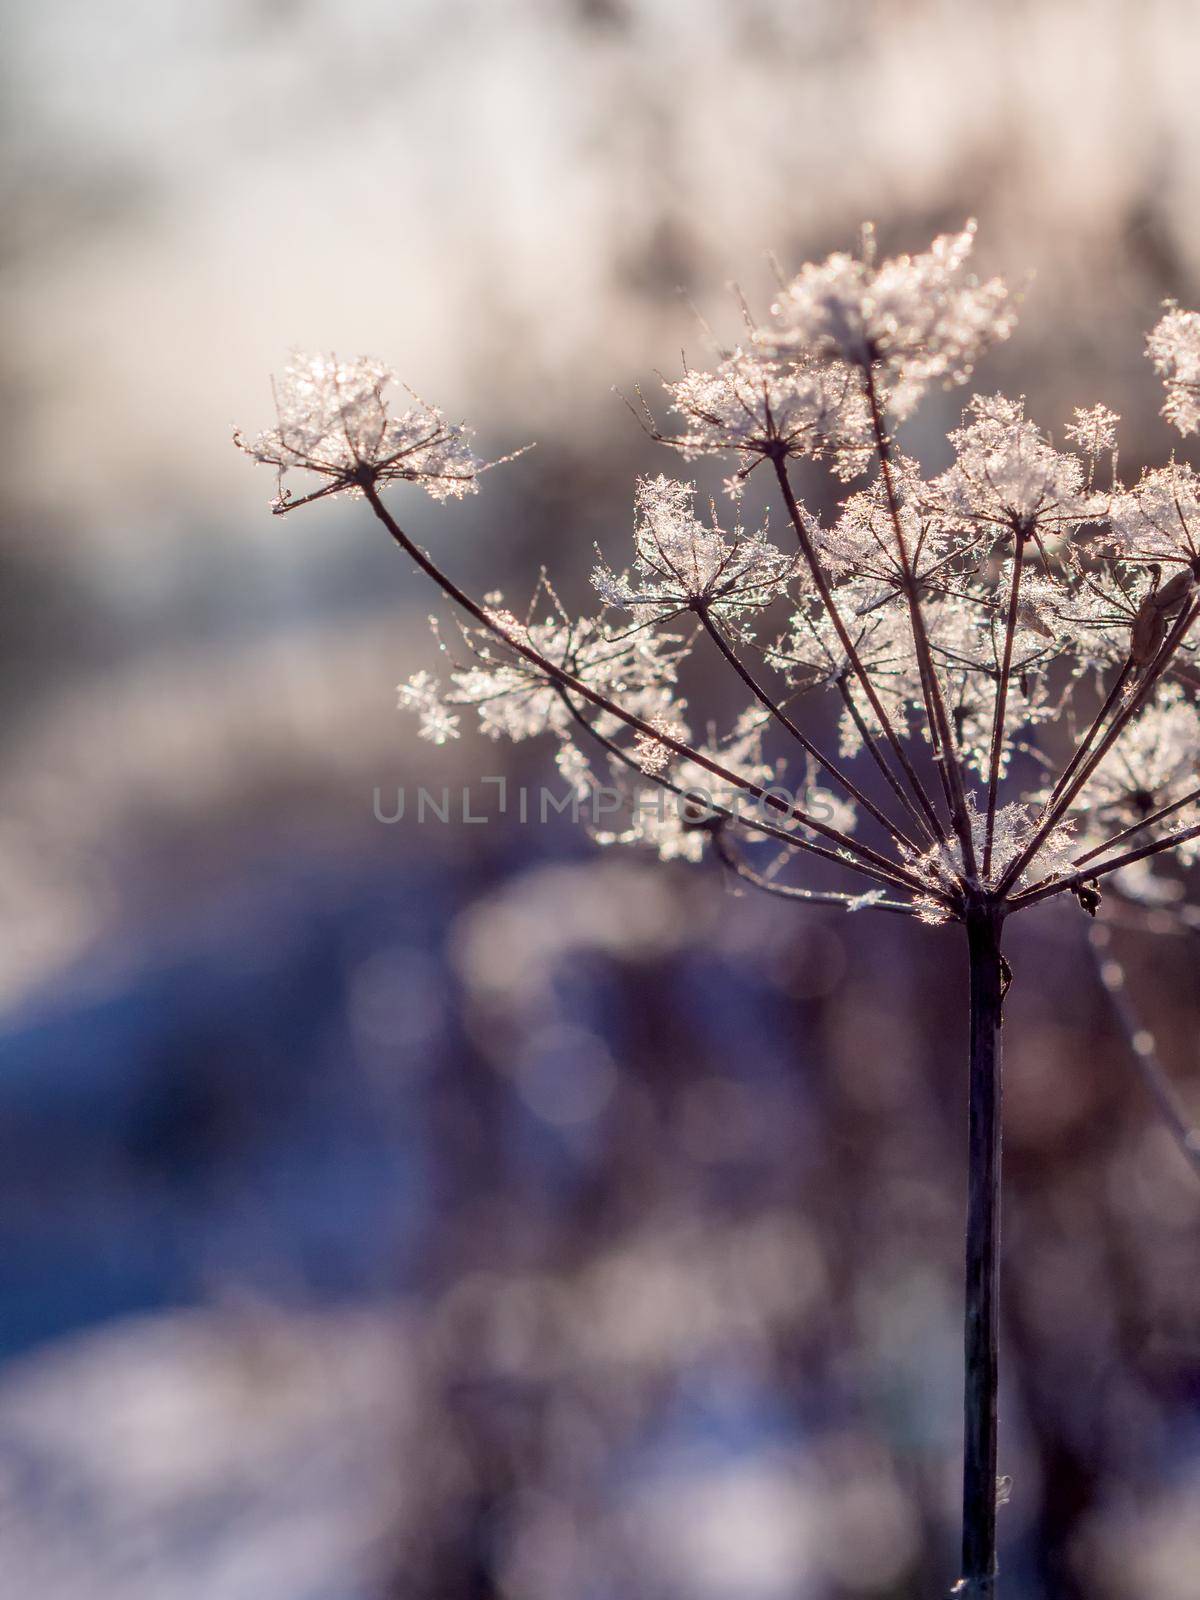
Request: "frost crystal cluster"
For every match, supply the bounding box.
[236,353,488,512]
[239,223,1200,925]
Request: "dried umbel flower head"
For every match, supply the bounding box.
[243,222,1200,1600]
[237,232,1200,925]
[591,475,798,622]
[931,394,1100,542]
[646,349,874,486]
[755,221,1015,419]
[236,353,487,512]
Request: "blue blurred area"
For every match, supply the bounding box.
[0,840,455,1358]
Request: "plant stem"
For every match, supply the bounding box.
[771,454,946,845]
[981,533,1025,880]
[862,364,978,878]
[957,903,1005,1597]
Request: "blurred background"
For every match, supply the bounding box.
[2,1,1199,1595]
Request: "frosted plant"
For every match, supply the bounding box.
[240,223,1200,1599]
[929,393,1101,544]
[1067,685,1200,870]
[640,348,874,487]
[1147,304,1200,437]
[400,581,685,746]
[234,352,515,512]
[591,474,798,623]
[753,221,1014,419]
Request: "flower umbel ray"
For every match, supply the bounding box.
[235,352,527,512]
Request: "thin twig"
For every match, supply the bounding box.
[363,482,936,899]
[1011,817,1200,909]
[712,828,924,916]
[982,533,1026,879]
[1088,924,1200,1177]
[772,454,947,845]
[696,607,920,855]
[554,684,917,892]
[863,363,978,878]
[998,600,1200,896]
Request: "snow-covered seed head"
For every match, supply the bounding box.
[592,475,798,621]
[755,222,1015,419]
[237,353,488,511]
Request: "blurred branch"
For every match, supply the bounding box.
[1089,923,1200,1179]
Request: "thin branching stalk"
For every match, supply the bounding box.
[998,599,1200,894]
[864,362,978,877]
[1011,817,1200,909]
[957,903,1005,1598]
[1072,784,1200,867]
[772,454,947,845]
[713,828,923,916]
[554,683,923,894]
[696,606,921,854]
[834,673,937,842]
[363,482,933,900]
[981,531,1026,879]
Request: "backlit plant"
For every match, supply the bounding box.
[239,224,1200,1597]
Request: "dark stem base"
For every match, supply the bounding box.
[956,905,1005,1597]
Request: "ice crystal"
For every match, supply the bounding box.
[913,796,1076,893]
[398,668,461,745]
[845,888,887,912]
[633,714,688,777]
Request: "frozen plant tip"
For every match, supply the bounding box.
[240,222,1200,1599]
[235,352,522,513]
